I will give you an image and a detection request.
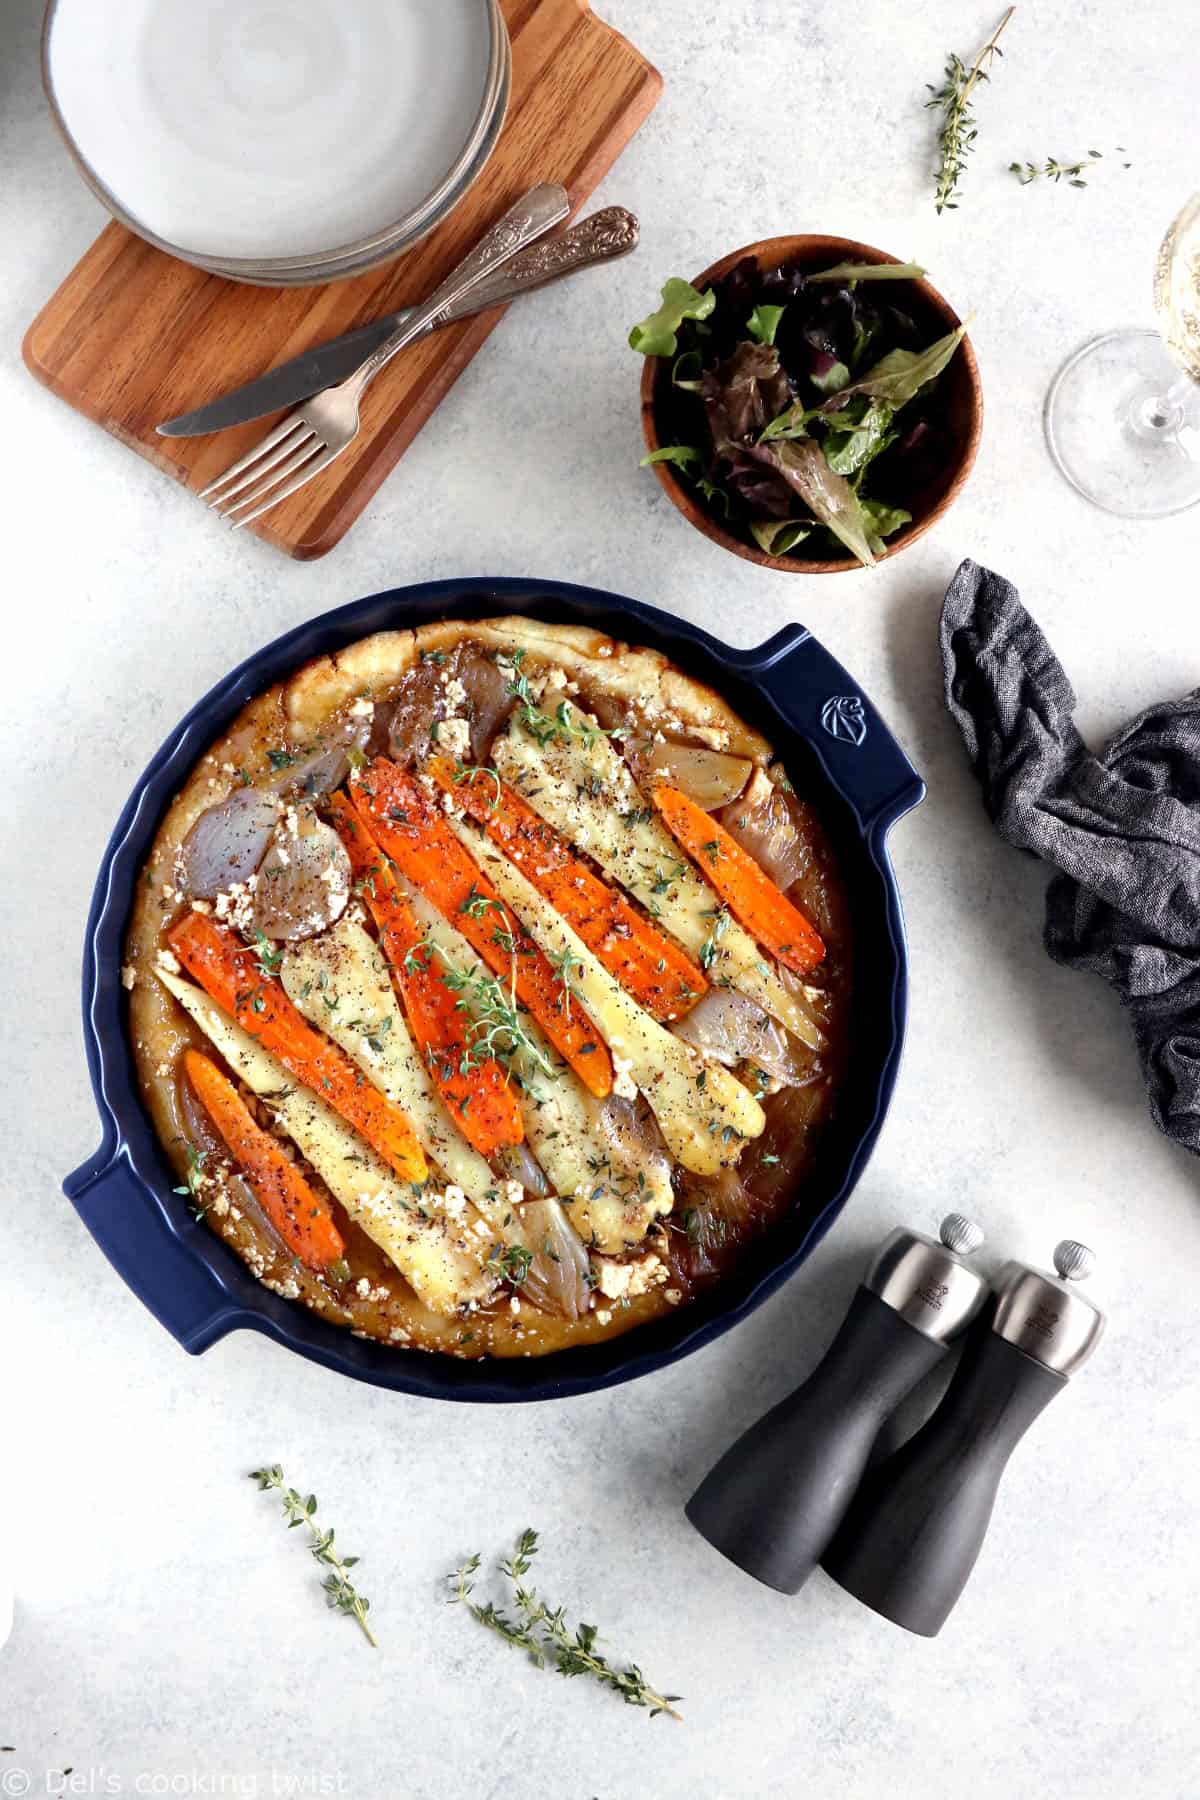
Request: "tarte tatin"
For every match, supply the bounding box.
[125,617,852,1357]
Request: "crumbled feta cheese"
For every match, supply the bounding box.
[592,1252,668,1302]
[509,1295,521,1316]
[501,1178,524,1210]
[442,1186,467,1220]
[349,697,375,719]
[611,1053,637,1101]
[155,949,181,976]
[121,964,137,991]
[665,1288,683,1305]
[436,716,471,762]
[595,1308,612,1325]
[442,676,469,711]
[690,725,732,751]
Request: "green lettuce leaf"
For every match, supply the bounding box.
[810,359,850,395]
[629,280,717,356]
[759,401,817,443]
[822,400,896,475]
[747,304,786,347]
[640,444,703,471]
[860,498,912,554]
[830,324,967,408]
[809,260,927,284]
[761,439,877,567]
[750,519,811,557]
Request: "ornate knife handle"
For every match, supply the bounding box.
[443,206,641,317]
[350,183,571,395]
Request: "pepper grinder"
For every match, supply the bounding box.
[822,1239,1105,1637]
[686,1214,989,1595]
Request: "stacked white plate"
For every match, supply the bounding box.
[42,0,511,285]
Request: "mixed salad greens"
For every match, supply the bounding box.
[630,257,967,567]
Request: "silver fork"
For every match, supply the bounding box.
[200,183,569,530]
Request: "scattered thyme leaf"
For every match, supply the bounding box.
[249,1463,376,1648]
[926,6,1015,214]
[173,1144,211,1219]
[1008,148,1129,188]
[448,1529,682,1720]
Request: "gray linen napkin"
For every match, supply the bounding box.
[941,557,1200,1156]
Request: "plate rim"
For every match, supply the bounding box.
[41,0,511,282]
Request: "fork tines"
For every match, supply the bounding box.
[199,411,338,529]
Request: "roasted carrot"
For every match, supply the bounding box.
[166,912,428,1182]
[183,1049,345,1271]
[327,792,524,1156]
[349,760,613,1099]
[427,757,708,1023]
[650,783,826,974]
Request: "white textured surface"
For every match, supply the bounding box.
[3,0,1199,1794]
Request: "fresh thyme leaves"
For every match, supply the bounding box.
[251,928,283,979]
[266,748,297,771]
[926,6,1015,214]
[547,945,585,1018]
[249,1464,376,1648]
[698,906,730,972]
[506,652,615,751]
[459,883,507,924]
[486,1243,535,1288]
[173,1144,210,1218]
[448,1529,682,1721]
[1009,147,1130,187]
[453,763,502,808]
[431,943,555,1079]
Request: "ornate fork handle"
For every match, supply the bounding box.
[348,183,570,397]
[431,206,641,320]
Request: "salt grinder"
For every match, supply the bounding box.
[822,1239,1105,1637]
[685,1214,989,1595]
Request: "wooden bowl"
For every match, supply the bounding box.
[639,234,983,574]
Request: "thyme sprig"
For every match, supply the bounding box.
[410,939,555,1079]
[1009,147,1130,187]
[926,6,1015,214]
[452,763,503,808]
[173,1144,211,1219]
[250,1464,377,1648]
[505,651,616,751]
[448,1529,682,1721]
[251,928,283,979]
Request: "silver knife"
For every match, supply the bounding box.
[157,206,640,437]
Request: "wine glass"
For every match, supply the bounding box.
[1044,192,1200,516]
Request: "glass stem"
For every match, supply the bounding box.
[1132,371,1197,438]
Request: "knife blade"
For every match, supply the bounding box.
[157,206,640,438]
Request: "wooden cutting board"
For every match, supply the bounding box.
[22,0,660,560]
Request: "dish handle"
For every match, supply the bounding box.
[730,626,925,833]
[64,1144,245,1354]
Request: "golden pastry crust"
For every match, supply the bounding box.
[285,617,773,762]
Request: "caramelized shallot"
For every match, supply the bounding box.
[639,739,753,809]
[716,767,811,891]
[251,808,352,942]
[672,987,818,1087]
[517,1198,592,1320]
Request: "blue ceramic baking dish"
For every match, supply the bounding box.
[64,577,923,1402]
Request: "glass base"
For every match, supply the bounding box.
[1044,329,1200,518]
